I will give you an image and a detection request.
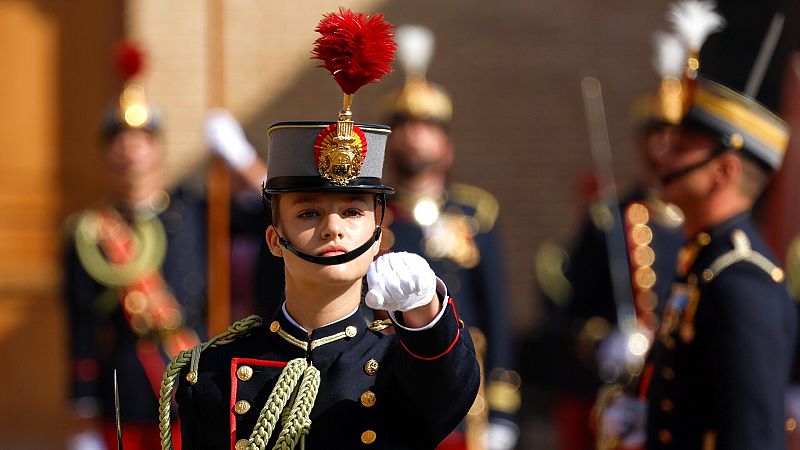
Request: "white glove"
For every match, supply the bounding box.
[596,329,647,384]
[365,252,437,312]
[599,393,647,448]
[67,429,107,450]
[204,108,257,170]
[486,418,519,450]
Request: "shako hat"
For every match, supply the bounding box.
[642,0,788,171]
[262,8,397,195]
[262,9,398,267]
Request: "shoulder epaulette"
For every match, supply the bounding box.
[701,229,785,284]
[448,183,499,232]
[368,319,393,332]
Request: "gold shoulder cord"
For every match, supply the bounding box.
[159,315,322,450]
[74,210,167,287]
[448,183,500,233]
[159,315,263,450]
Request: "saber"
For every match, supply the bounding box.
[744,12,785,98]
[580,77,637,337]
[114,369,124,450]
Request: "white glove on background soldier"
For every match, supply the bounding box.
[204,109,257,170]
[365,252,437,312]
[486,418,520,450]
[66,429,106,450]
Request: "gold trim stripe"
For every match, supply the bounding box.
[268,124,391,136]
[694,82,788,154]
[275,328,351,352]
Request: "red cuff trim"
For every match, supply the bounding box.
[400,329,461,361]
[230,358,287,450]
[398,297,464,361]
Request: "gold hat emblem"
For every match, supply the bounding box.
[314,119,367,186]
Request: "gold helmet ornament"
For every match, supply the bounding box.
[645,0,726,125]
[383,25,453,126]
[102,40,161,138]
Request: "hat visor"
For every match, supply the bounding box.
[264,176,394,195]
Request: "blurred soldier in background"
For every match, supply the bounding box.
[533,26,686,450]
[380,25,520,450]
[63,45,267,449]
[63,42,205,449]
[638,1,797,448]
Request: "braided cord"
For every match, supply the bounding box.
[159,315,264,450]
[272,364,321,450]
[246,358,305,449]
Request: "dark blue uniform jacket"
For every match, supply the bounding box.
[176,297,480,449]
[645,213,797,449]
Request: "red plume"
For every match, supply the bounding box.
[114,40,145,81]
[312,8,397,95]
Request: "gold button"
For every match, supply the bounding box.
[660,399,674,412]
[345,326,358,338]
[787,418,797,432]
[364,359,379,376]
[728,133,744,150]
[632,245,656,267]
[662,367,675,381]
[634,266,657,289]
[659,429,672,444]
[237,365,253,382]
[234,400,251,415]
[270,321,280,332]
[235,439,249,450]
[458,319,465,329]
[185,371,197,384]
[626,202,649,225]
[772,268,785,283]
[630,224,654,246]
[361,430,377,444]
[697,232,711,246]
[360,390,377,407]
[702,268,714,282]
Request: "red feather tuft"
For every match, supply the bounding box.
[114,40,145,81]
[312,8,397,95]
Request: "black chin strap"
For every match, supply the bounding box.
[274,194,387,266]
[278,227,382,265]
[659,146,728,186]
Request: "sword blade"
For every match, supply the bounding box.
[114,369,123,450]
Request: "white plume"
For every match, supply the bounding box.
[666,0,725,51]
[395,25,435,77]
[652,31,687,77]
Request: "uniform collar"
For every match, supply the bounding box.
[707,211,751,239]
[677,212,752,278]
[266,302,369,362]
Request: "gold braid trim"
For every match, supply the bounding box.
[270,363,321,449]
[245,358,321,450]
[159,315,263,450]
[275,329,350,352]
[246,359,305,449]
[74,210,167,287]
